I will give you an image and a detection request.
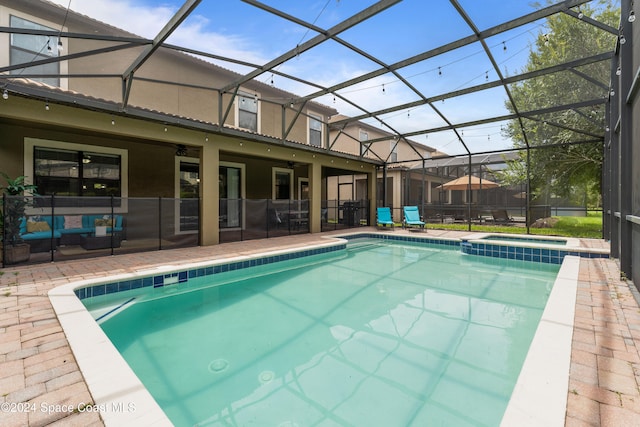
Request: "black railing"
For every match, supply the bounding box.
[1,195,199,267]
[1,196,370,266]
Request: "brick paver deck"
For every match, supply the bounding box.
[1,229,638,426]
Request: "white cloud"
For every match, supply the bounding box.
[48,0,269,67]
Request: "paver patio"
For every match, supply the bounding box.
[1,229,638,426]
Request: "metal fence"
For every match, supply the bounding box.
[604,2,638,289]
[1,196,370,267]
[1,195,199,267]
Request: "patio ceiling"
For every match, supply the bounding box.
[0,0,617,163]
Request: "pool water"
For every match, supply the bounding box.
[96,239,559,426]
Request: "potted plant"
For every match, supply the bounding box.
[1,173,38,265]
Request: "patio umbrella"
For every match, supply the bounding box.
[436,175,500,191]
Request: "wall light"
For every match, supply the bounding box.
[175,144,187,156]
[2,89,8,100]
[629,10,636,23]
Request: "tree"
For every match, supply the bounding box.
[501,1,619,207]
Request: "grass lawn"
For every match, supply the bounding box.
[426,212,603,239]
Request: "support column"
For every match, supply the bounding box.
[309,160,322,233]
[200,143,219,245]
[368,166,377,225]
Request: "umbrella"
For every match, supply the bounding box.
[436,175,500,191]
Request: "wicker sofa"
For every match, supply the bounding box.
[19,214,125,252]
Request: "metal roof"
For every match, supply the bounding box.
[0,0,617,163]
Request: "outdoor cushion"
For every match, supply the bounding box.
[27,221,50,233]
[94,218,114,227]
[21,230,62,240]
[64,215,83,229]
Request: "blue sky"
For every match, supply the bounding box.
[47,0,592,156]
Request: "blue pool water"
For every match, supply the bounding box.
[92,239,559,426]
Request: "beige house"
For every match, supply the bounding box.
[1,0,386,261]
[328,115,454,223]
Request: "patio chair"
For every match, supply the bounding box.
[491,209,513,224]
[376,207,395,230]
[403,206,426,231]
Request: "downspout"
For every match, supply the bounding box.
[526,147,531,234]
[467,154,472,231]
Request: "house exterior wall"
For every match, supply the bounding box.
[0,0,383,248]
[0,95,377,240]
[1,0,335,149]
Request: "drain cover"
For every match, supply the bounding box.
[208,358,229,373]
[259,370,275,384]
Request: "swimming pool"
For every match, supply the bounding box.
[85,238,558,426]
[48,233,591,426]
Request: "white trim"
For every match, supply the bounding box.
[23,137,128,214]
[174,156,199,235]
[272,167,294,200]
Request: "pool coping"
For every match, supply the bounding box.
[465,232,581,248]
[48,233,585,426]
[501,256,579,426]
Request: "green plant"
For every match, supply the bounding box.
[0,173,38,247]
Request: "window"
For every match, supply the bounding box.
[390,140,398,162]
[359,130,370,156]
[237,91,258,132]
[10,16,59,87]
[309,114,322,147]
[34,147,121,197]
[273,168,293,200]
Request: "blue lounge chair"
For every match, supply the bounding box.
[403,206,426,231]
[376,207,395,230]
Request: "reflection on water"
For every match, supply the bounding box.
[99,239,559,427]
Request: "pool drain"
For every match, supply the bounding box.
[208,358,229,373]
[258,370,275,384]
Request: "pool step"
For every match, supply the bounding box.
[92,297,136,324]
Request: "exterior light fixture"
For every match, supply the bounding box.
[175,144,187,156]
[45,102,50,110]
[629,10,636,23]
[616,67,622,76]
[2,89,8,100]
[610,89,615,96]
[111,118,115,125]
[57,39,63,52]
[620,34,626,44]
